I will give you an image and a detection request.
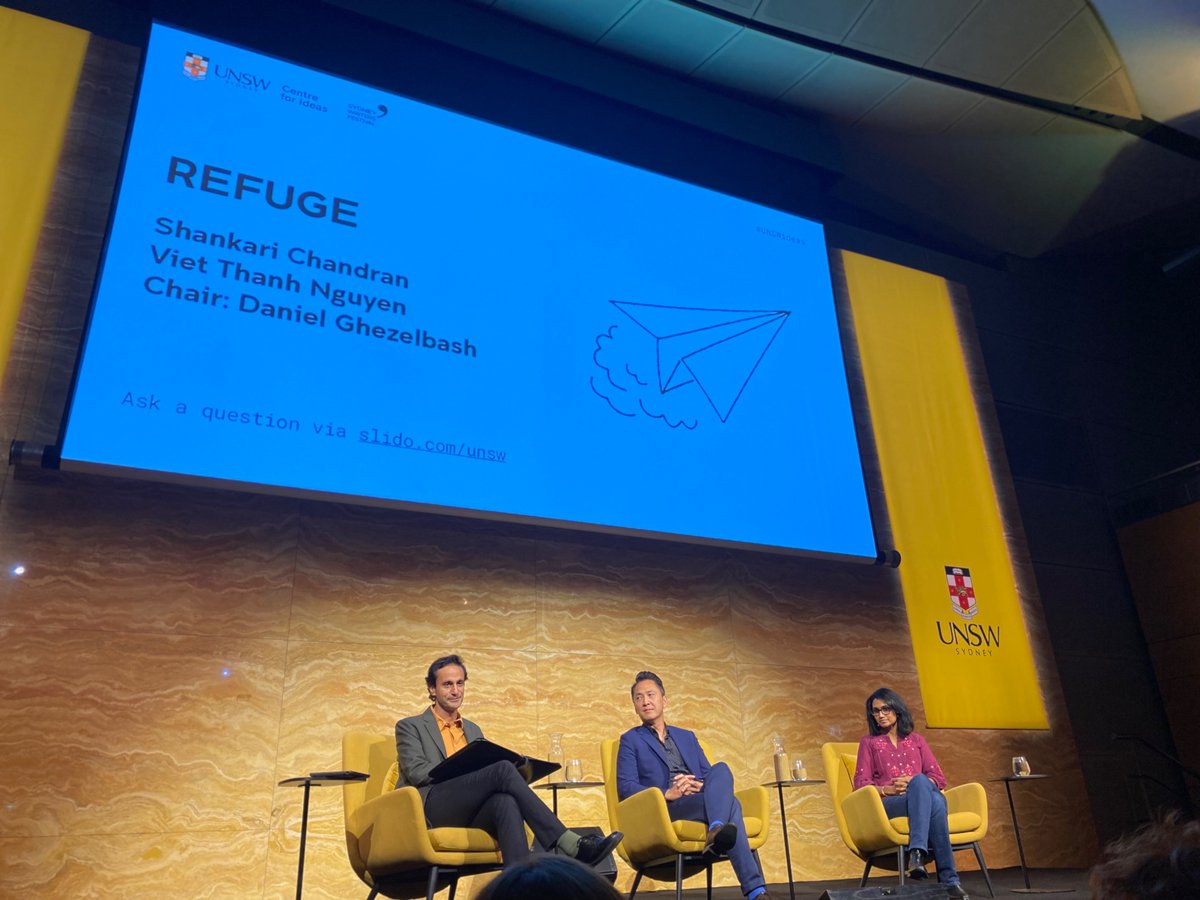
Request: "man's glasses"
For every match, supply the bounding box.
[871,705,896,717]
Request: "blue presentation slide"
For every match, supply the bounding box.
[61,23,877,557]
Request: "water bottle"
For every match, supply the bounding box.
[548,733,564,778]
[772,735,790,783]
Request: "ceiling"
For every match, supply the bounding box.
[322,0,1200,263]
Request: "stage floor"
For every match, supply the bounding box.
[648,866,1090,897]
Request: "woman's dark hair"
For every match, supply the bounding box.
[865,687,915,737]
[475,854,623,900]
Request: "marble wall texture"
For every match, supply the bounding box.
[0,470,1098,899]
[0,29,1098,900]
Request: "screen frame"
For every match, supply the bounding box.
[53,16,884,563]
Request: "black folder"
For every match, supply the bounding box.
[429,739,560,785]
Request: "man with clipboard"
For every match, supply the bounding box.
[395,654,622,868]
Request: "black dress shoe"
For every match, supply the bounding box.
[906,847,930,874]
[704,822,737,855]
[909,864,929,879]
[945,884,969,899]
[574,831,623,867]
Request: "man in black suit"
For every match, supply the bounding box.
[395,653,621,867]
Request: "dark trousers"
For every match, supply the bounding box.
[424,761,566,866]
[667,762,765,896]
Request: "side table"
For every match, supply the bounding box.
[534,780,605,817]
[279,770,369,900]
[762,778,826,900]
[995,774,1073,894]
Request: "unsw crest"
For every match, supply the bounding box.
[183,52,209,81]
[945,565,978,619]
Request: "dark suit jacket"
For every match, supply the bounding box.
[395,706,485,801]
[616,723,711,801]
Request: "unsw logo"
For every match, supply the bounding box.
[180,50,270,91]
[937,565,1000,655]
[183,52,209,81]
[946,566,977,619]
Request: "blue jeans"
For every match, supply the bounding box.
[667,762,765,896]
[882,773,959,885]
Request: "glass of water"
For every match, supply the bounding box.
[565,758,583,782]
[1012,756,1031,777]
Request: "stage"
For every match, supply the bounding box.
[657,867,1089,898]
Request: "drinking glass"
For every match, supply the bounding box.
[1012,756,1031,777]
[791,758,808,781]
[565,758,583,783]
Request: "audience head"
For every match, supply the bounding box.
[865,687,914,737]
[1090,812,1200,899]
[475,854,622,900]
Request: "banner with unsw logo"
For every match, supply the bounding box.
[839,251,1048,729]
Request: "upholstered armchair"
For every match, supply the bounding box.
[341,732,506,900]
[821,741,993,897]
[600,737,769,900]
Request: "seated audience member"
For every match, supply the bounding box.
[1090,812,1200,899]
[475,854,623,900]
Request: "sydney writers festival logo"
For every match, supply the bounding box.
[937,565,1001,657]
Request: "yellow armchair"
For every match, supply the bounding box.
[342,732,506,900]
[821,741,993,897]
[600,738,769,900]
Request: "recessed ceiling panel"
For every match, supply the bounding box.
[1078,68,1142,118]
[1091,0,1200,132]
[927,0,1083,85]
[945,97,1056,137]
[780,55,906,121]
[755,0,873,43]
[855,77,981,133]
[494,0,641,44]
[843,0,975,66]
[701,0,764,15]
[1005,8,1124,108]
[694,28,827,99]
[598,0,742,73]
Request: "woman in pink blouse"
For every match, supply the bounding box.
[853,688,967,899]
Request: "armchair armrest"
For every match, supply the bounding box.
[944,781,988,838]
[616,787,686,861]
[347,785,438,872]
[841,784,905,854]
[734,785,769,828]
[944,782,985,815]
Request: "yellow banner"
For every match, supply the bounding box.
[842,251,1047,728]
[0,9,88,382]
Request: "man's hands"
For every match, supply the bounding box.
[664,773,704,801]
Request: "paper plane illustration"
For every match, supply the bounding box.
[611,301,790,422]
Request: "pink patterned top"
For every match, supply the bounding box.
[853,733,947,791]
